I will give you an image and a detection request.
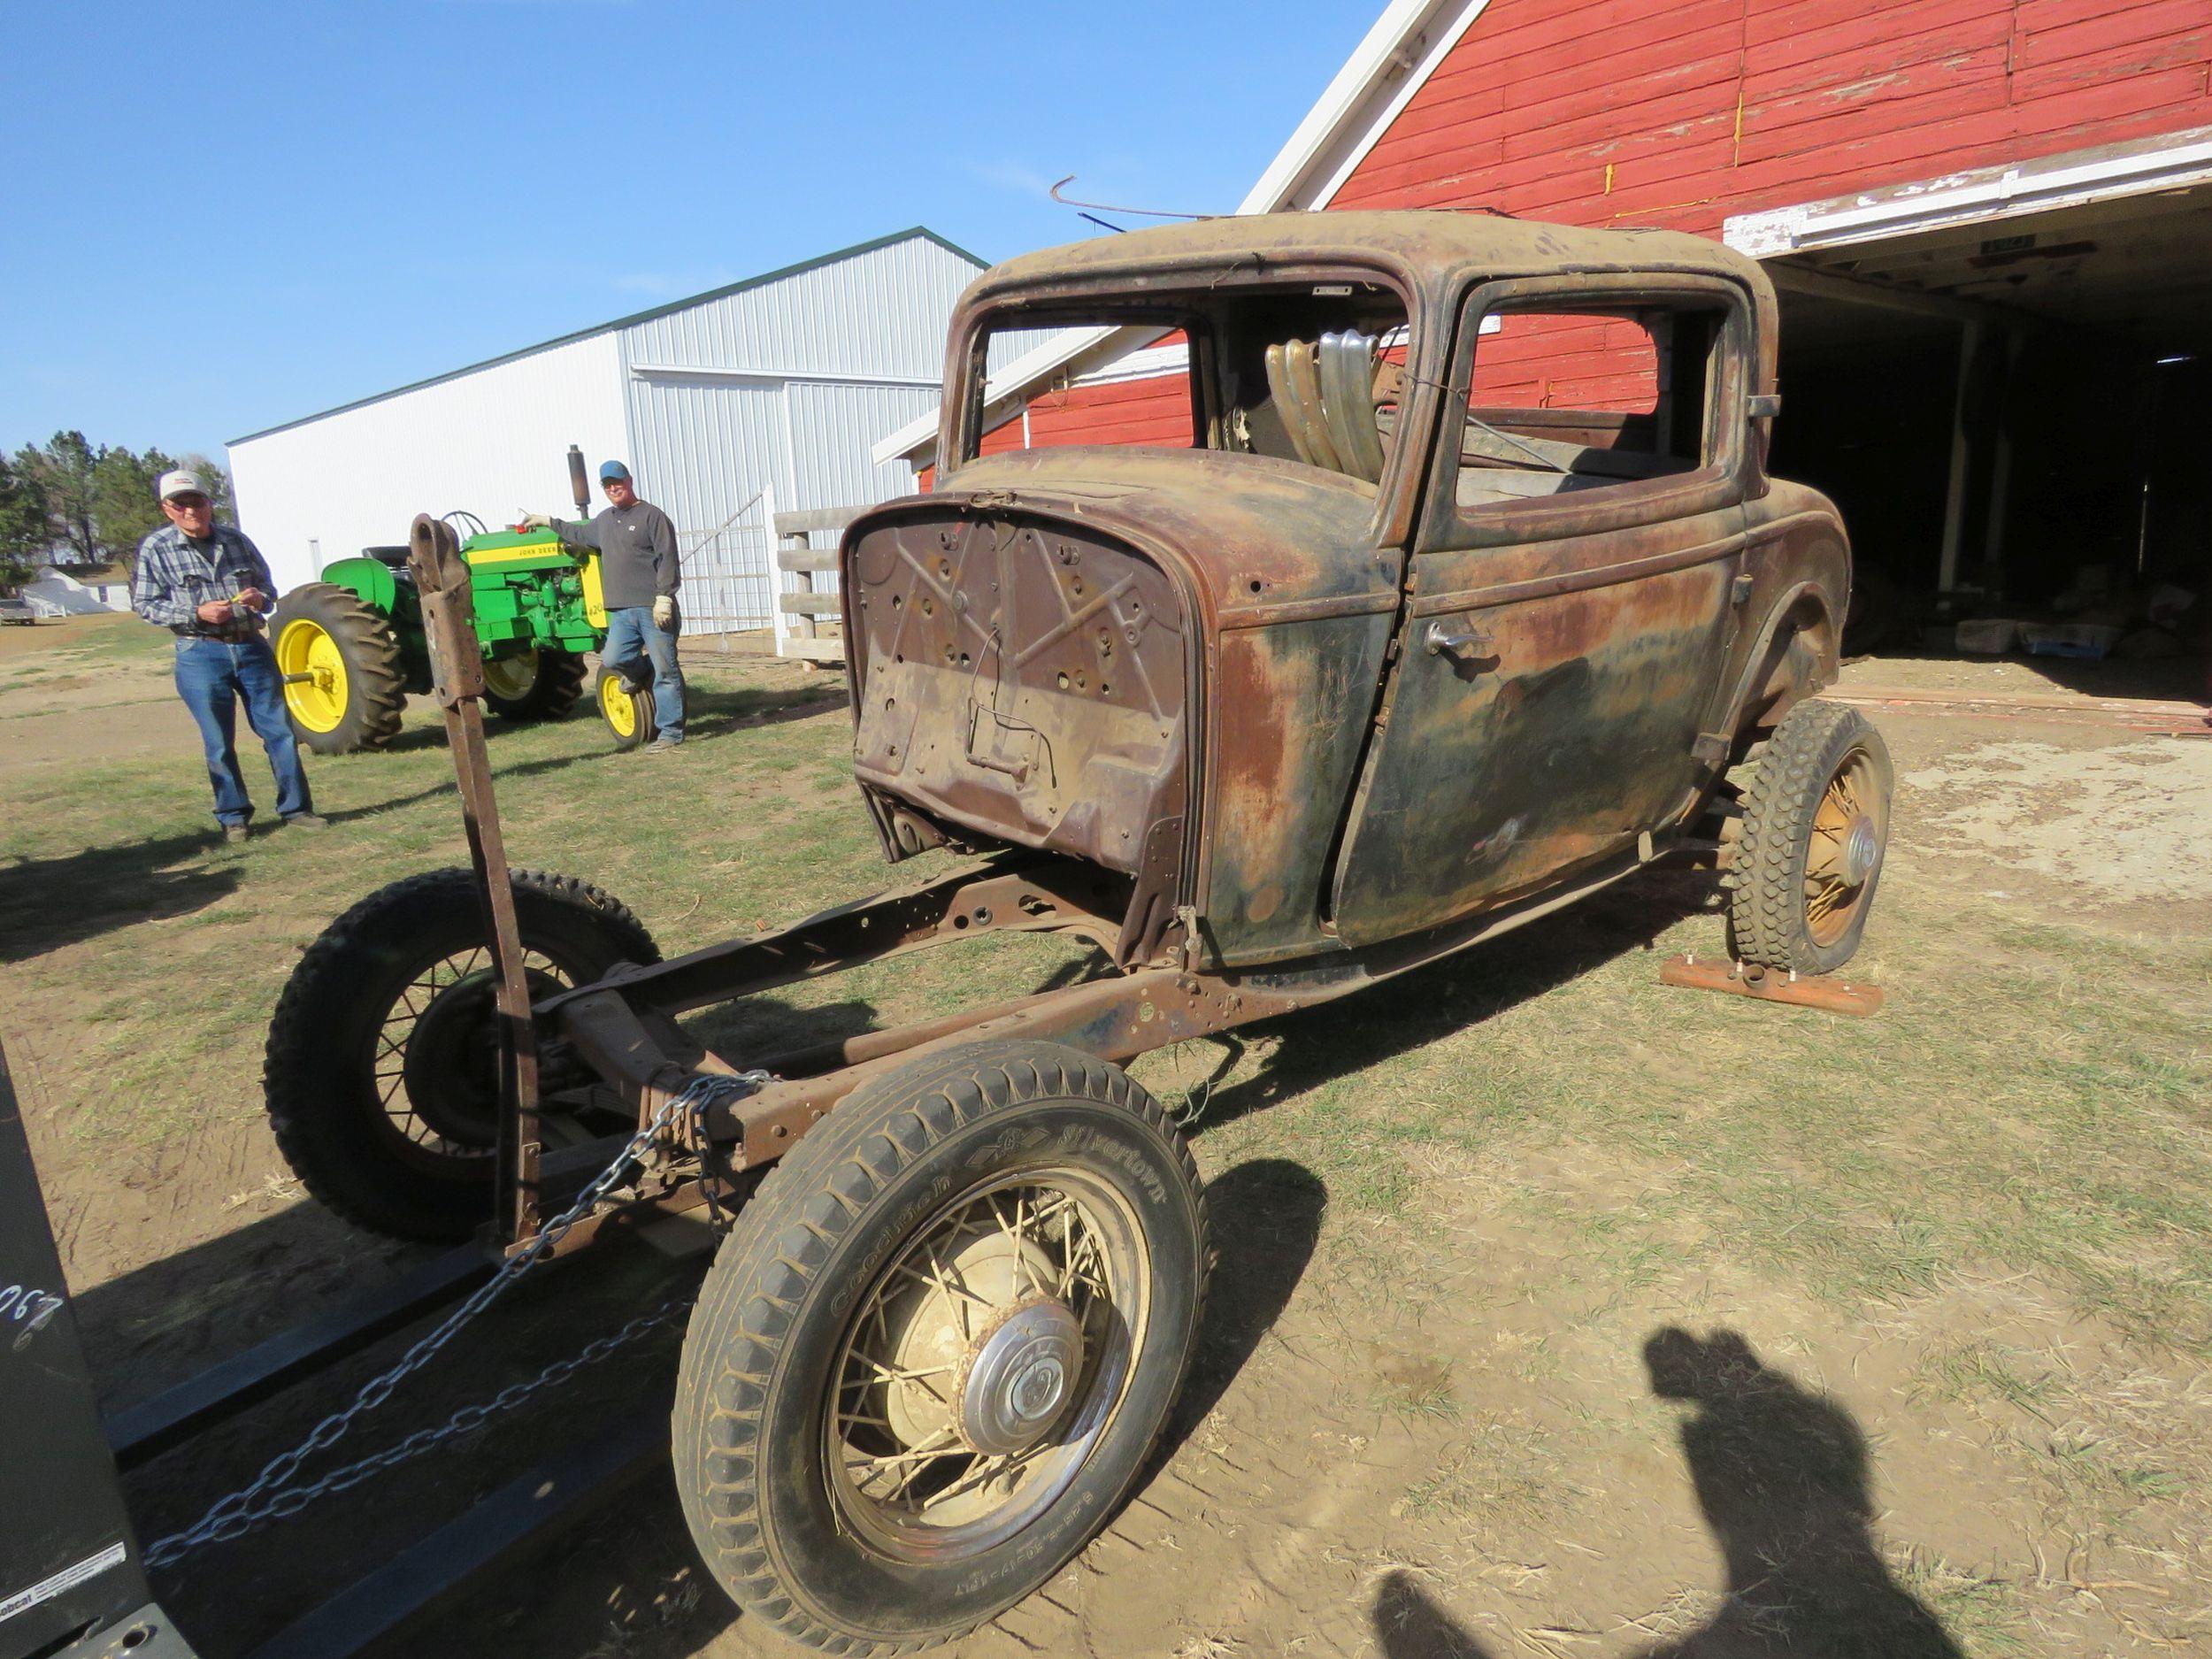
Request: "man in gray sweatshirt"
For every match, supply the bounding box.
[526,459,687,749]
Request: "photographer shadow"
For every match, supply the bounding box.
[1373,1326,1962,1659]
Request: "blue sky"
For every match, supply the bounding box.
[2,2,1378,465]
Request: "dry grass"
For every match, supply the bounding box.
[6,612,2209,1658]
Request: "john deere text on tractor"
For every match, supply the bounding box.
[268,445,651,751]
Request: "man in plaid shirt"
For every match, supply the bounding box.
[133,470,323,842]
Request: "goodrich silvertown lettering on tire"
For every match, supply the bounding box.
[672,1040,1208,1655]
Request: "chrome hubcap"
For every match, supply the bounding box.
[826,1171,1147,1560]
[956,1294,1084,1455]
[1842,814,1880,885]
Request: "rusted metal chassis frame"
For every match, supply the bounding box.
[532,840,1664,1246]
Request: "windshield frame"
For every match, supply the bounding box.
[941,257,1438,550]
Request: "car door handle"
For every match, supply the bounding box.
[1425,620,1495,660]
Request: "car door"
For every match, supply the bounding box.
[1328,273,1758,947]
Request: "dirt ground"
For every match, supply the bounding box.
[4,613,2208,1659]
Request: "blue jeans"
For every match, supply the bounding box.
[174,636,314,826]
[602,606,686,740]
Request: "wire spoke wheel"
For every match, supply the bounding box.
[263,868,658,1240]
[1801,747,1886,949]
[674,1040,1207,1654]
[373,944,572,1162]
[828,1170,1146,1558]
[1724,696,1893,975]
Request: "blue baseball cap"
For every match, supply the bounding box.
[599,459,632,482]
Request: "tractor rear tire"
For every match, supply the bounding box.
[263,867,660,1242]
[271,582,406,755]
[1723,698,1893,975]
[596,662,656,750]
[483,649,588,723]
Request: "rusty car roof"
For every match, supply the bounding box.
[973,211,1775,303]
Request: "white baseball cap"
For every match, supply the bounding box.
[157,469,208,501]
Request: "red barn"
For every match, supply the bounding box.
[886,0,2212,640]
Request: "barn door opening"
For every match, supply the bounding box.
[1729,131,2212,704]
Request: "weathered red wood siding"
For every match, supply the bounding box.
[1333,0,2212,232]
[1018,0,2210,451]
[919,373,1193,488]
[1471,313,1661,411]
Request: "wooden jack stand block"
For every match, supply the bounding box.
[1660,952,1884,1017]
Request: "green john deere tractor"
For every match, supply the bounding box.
[270,445,657,753]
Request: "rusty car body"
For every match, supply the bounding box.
[266,212,1884,1655]
[557,213,1850,1111]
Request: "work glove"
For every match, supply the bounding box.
[652,595,677,630]
[518,511,553,531]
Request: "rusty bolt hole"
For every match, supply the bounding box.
[1248,579,1263,595]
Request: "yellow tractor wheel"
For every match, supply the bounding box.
[595,662,655,750]
[271,584,405,754]
[482,649,587,722]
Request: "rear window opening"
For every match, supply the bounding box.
[1454,302,1728,510]
[964,280,1414,488]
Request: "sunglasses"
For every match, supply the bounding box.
[165,495,211,509]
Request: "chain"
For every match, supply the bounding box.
[691,1083,742,1234]
[143,1068,769,1571]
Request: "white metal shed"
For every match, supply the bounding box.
[227,228,983,628]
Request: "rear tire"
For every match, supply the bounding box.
[673,1040,1209,1654]
[1724,698,1892,974]
[596,661,655,749]
[483,648,588,722]
[271,583,406,755]
[263,867,659,1241]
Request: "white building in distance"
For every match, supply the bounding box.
[227,228,982,628]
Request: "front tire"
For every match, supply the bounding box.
[483,648,588,722]
[596,661,655,750]
[271,583,407,754]
[263,867,660,1241]
[1724,698,1893,974]
[673,1040,1209,1654]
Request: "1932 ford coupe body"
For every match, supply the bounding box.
[266,213,1891,1654]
